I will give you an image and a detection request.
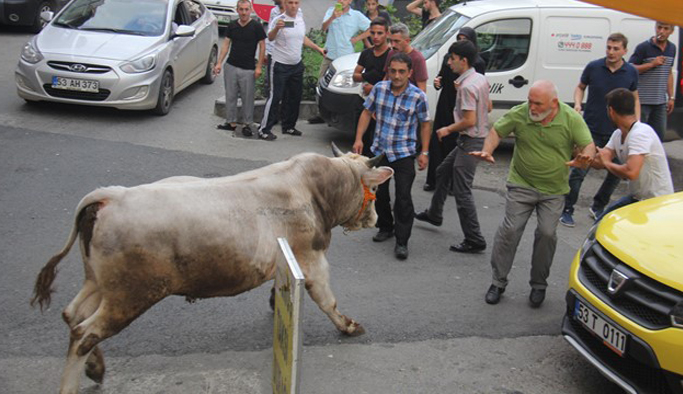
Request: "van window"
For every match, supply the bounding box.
[475,19,532,72]
[412,9,470,60]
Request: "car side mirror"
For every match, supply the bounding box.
[40,11,54,23]
[172,25,195,39]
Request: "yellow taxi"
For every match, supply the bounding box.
[562,192,683,394]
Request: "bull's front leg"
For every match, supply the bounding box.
[302,253,365,336]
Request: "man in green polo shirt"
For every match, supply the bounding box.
[470,80,595,308]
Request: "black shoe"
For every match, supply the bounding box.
[217,122,236,131]
[449,240,486,254]
[414,210,442,226]
[485,284,505,305]
[529,288,546,308]
[307,115,325,124]
[394,244,408,260]
[372,230,394,242]
[258,132,277,141]
[423,183,435,191]
[241,125,253,137]
[283,128,303,136]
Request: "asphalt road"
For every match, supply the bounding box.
[0,28,627,393]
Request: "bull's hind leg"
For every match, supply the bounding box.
[302,254,365,336]
[61,280,106,384]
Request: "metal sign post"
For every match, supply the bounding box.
[272,238,304,394]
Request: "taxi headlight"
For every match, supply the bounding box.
[21,40,43,64]
[671,301,683,328]
[120,53,157,74]
[330,70,359,88]
[578,223,598,262]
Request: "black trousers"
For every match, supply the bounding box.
[375,155,416,246]
[259,60,304,134]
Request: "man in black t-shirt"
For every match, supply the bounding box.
[352,17,390,156]
[215,0,266,137]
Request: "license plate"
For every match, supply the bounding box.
[51,76,99,93]
[216,14,232,23]
[574,299,628,356]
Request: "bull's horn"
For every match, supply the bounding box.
[366,153,385,168]
[331,142,344,157]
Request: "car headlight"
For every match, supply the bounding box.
[21,40,44,64]
[120,53,157,74]
[578,223,598,262]
[672,301,683,328]
[330,70,359,88]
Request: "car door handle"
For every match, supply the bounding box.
[508,76,529,88]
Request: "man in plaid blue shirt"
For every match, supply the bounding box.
[353,52,431,260]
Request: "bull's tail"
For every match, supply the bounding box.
[31,187,125,311]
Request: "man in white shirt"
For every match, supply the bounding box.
[578,88,673,219]
[258,0,325,140]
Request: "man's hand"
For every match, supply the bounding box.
[417,154,428,170]
[436,126,450,141]
[566,151,593,169]
[574,103,582,113]
[254,66,262,79]
[362,83,373,96]
[667,99,675,114]
[275,19,285,31]
[352,140,363,155]
[469,151,495,164]
[433,76,442,89]
[213,63,222,75]
[652,55,666,67]
[333,8,343,19]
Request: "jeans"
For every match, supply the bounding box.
[490,184,564,290]
[595,195,639,222]
[641,103,667,141]
[259,61,304,134]
[563,134,620,214]
[427,136,486,246]
[375,156,416,246]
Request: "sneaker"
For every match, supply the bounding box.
[414,210,442,226]
[283,128,303,136]
[485,284,505,305]
[241,125,253,137]
[258,132,277,141]
[372,230,394,242]
[449,241,486,254]
[560,211,575,227]
[217,122,236,131]
[589,207,603,220]
[529,288,546,308]
[394,244,409,260]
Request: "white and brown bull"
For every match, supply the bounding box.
[31,144,393,394]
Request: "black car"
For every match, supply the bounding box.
[0,0,68,32]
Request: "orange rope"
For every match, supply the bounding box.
[354,180,376,222]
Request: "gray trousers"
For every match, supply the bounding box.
[490,184,564,290]
[427,136,486,246]
[223,63,255,124]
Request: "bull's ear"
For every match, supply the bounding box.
[362,166,394,187]
[331,142,344,157]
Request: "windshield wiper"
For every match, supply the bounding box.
[52,21,78,29]
[79,27,147,35]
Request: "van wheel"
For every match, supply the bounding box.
[30,1,53,33]
[153,70,174,116]
[201,46,218,85]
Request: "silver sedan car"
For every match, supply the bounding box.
[15,0,219,115]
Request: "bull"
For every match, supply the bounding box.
[31,144,394,394]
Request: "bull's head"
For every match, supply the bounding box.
[331,143,394,231]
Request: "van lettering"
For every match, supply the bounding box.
[489,83,504,95]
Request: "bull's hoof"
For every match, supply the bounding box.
[85,361,105,384]
[344,322,366,337]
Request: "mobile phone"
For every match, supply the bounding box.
[334,2,343,12]
[283,20,294,28]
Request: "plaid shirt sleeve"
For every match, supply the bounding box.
[415,91,430,123]
[364,84,378,113]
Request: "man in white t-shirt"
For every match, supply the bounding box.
[258,0,325,141]
[577,88,674,219]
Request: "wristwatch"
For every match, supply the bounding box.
[420,151,429,156]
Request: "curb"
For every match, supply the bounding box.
[214,96,318,123]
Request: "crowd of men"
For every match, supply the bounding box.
[213,0,676,308]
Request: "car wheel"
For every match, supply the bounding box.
[31,1,53,33]
[201,46,218,85]
[153,70,174,116]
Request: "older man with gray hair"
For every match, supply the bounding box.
[470,80,596,308]
[383,22,428,92]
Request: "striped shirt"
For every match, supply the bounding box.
[629,38,676,105]
[453,68,490,138]
[364,81,430,162]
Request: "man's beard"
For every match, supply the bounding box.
[529,107,553,122]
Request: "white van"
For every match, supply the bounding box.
[316,0,681,136]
